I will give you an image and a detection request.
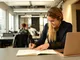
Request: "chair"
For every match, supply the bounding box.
[13,33,34,48]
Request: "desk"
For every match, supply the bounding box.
[0,48,80,60]
[0,37,14,48]
[0,37,14,40]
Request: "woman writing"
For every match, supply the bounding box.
[29,7,72,50]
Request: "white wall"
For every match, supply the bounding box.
[72,4,80,32]
[63,0,79,32]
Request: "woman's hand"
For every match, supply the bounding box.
[35,43,49,50]
[29,43,36,49]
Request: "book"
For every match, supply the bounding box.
[16,49,57,56]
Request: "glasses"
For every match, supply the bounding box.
[47,16,58,23]
[49,19,57,23]
[49,20,54,22]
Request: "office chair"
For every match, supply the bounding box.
[13,33,34,48]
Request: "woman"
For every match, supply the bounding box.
[29,7,72,50]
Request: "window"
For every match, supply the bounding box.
[0,8,6,33]
[9,13,14,31]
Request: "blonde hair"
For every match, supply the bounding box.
[48,22,56,42]
[47,7,63,42]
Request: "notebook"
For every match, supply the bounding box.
[16,49,57,56]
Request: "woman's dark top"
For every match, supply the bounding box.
[35,21,72,49]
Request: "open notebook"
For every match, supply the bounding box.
[16,49,57,56]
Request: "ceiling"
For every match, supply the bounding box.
[4,0,63,15]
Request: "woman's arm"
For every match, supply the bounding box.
[35,23,48,47]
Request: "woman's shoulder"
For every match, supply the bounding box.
[44,23,49,29]
[44,23,48,27]
[61,21,72,26]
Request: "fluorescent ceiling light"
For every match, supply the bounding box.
[2,0,54,2]
[14,10,47,13]
[21,15,44,17]
[21,16,43,17]
[14,8,49,13]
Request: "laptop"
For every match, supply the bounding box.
[57,32,80,56]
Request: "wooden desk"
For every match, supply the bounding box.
[0,48,80,60]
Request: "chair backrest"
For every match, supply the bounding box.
[13,33,33,48]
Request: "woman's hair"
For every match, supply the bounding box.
[47,7,63,41]
[48,22,56,41]
[47,7,63,21]
[22,23,26,28]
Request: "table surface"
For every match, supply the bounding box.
[0,36,39,40]
[0,37,14,40]
[0,48,80,60]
